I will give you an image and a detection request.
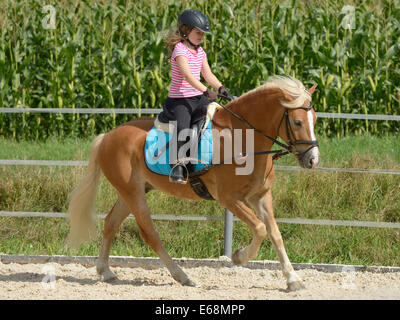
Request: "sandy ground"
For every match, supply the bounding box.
[1,260,400,300]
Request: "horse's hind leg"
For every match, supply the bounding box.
[97,196,131,282]
[118,182,196,287]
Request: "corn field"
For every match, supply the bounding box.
[0,0,399,139]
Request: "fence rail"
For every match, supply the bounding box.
[1,159,400,175]
[1,108,400,121]
[0,108,160,115]
[1,211,399,229]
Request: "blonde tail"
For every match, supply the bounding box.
[67,133,105,247]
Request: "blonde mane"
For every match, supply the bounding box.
[233,75,311,109]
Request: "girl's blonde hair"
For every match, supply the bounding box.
[164,25,192,58]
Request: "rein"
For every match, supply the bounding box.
[189,94,318,177]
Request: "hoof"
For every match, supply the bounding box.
[231,248,244,265]
[172,271,196,287]
[102,270,118,283]
[181,278,196,287]
[104,275,118,283]
[286,281,305,292]
[175,275,196,287]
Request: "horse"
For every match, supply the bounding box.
[67,75,320,291]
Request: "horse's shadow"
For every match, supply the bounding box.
[0,272,170,287]
[0,273,290,292]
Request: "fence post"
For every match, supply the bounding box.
[224,209,233,257]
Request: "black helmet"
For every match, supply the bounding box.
[178,9,211,37]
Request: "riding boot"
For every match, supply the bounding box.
[170,163,187,184]
[169,141,188,184]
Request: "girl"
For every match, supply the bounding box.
[158,9,233,184]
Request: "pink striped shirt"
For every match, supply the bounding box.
[169,42,206,98]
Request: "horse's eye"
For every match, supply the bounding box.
[294,120,303,127]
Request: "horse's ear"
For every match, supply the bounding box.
[281,89,295,102]
[308,84,318,95]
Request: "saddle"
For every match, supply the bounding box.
[154,115,204,172]
[144,102,221,200]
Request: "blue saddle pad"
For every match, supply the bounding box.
[144,120,213,176]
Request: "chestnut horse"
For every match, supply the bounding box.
[67,76,320,291]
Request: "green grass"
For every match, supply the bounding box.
[0,135,400,267]
[0,136,93,160]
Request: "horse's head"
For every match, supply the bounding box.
[278,82,320,169]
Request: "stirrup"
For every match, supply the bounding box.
[169,161,189,184]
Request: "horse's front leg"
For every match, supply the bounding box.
[249,190,305,291]
[221,198,267,265]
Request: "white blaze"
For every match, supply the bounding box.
[307,110,316,141]
[307,110,320,161]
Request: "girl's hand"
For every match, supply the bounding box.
[203,88,218,101]
[218,86,234,101]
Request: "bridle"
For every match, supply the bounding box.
[215,95,319,161]
[189,95,319,177]
[278,103,319,160]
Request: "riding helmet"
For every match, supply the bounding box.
[178,9,211,37]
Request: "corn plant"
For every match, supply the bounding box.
[0,0,399,139]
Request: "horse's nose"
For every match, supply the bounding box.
[309,155,320,168]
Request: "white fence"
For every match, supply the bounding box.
[1,108,400,256]
[2,107,400,121]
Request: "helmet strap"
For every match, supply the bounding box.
[186,38,199,50]
[180,28,199,50]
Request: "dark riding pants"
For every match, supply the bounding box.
[158,95,210,165]
[158,95,210,134]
